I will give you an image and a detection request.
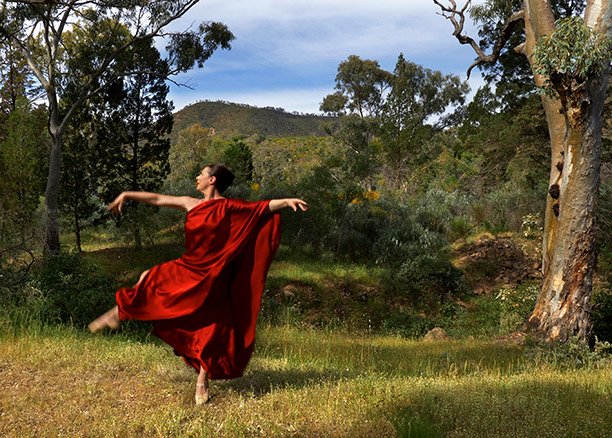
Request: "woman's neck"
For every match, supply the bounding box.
[201,187,223,201]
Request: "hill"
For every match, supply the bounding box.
[171,100,333,141]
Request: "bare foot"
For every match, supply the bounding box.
[195,367,209,405]
[88,306,121,333]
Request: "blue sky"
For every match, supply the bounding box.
[164,0,487,114]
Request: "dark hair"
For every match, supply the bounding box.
[207,163,235,193]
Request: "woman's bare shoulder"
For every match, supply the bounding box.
[184,196,205,212]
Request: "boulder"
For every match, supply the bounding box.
[424,327,449,341]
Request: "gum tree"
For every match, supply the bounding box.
[434,0,612,342]
[0,0,234,255]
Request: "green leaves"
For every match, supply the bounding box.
[166,21,235,73]
[533,16,612,97]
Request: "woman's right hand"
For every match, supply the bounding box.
[107,192,126,215]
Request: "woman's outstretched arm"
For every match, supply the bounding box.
[108,191,199,215]
[266,198,308,213]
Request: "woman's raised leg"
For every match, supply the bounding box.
[88,268,150,333]
[88,305,120,333]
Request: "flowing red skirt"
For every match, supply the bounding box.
[115,198,281,379]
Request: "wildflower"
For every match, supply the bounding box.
[365,190,379,201]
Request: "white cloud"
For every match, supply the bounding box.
[167,0,492,111]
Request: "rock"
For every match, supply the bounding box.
[424,327,449,341]
[283,285,297,297]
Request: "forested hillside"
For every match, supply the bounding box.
[171,100,333,141]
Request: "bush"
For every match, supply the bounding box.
[374,205,466,304]
[473,185,545,234]
[380,310,435,338]
[442,295,502,338]
[494,283,539,334]
[19,252,117,328]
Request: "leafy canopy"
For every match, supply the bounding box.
[533,16,612,97]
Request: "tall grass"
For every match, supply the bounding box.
[1,322,611,437]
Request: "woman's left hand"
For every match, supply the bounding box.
[285,198,308,212]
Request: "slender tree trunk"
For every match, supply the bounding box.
[44,123,62,256]
[43,79,65,256]
[132,82,142,249]
[73,194,82,253]
[540,99,565,275]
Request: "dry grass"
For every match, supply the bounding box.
[1,324,611,437]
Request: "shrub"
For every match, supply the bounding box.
[23,252,117,327]
[380,310,435,338]
[374,205,466,304]
[495,283,539,334]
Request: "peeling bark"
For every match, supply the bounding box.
[527,65,609,342]
[435,0,612,343]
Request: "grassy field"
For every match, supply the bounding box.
[1,322,612,437]
[3,231,611,436]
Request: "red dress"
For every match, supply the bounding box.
[115,198,281,379]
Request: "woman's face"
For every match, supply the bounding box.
[196,167,212,192]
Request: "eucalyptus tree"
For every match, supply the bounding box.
[166,123,215,190]
[434,0,611,343]
[320,55,393,189]
[0,0,234,255]
[380,53,469,192]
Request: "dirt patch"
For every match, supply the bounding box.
[452,236,542,295]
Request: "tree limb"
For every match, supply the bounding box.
[433,0,525,78]
[58,1,201,134]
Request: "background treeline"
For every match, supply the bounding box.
[171,100,333,142]
[2,35,612,341]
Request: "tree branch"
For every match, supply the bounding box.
[433,0,525,78]
[59,1,200,134]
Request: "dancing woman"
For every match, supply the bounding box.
[89,164,307,404]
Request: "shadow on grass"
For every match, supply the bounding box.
[388,376,612,438]
[215,366,356,396]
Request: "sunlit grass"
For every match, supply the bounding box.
[1,323,611,437]
[267,255,380,290]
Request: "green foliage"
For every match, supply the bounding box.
[448,295,504,338]
[379,54,469,191]
[167,123,216,186]
[0,97,47,266]
[59,95,108,251]
[94,38,174,248]
[534,336,612,369]
[320,55,392,187]
[0,40,40,128]
[521,213,543,238]
[533,17,612,97]
[325,55,392,117]
[166,21,235,72]
[223,136,253,185]
[393,409,445,438]
[469,0,586,107]
[1,0,235,254]
[373,196,467,302]
[0,252,116,328]
[380,310,435,339]
[592,288,612,343]
[495,283,539,334]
